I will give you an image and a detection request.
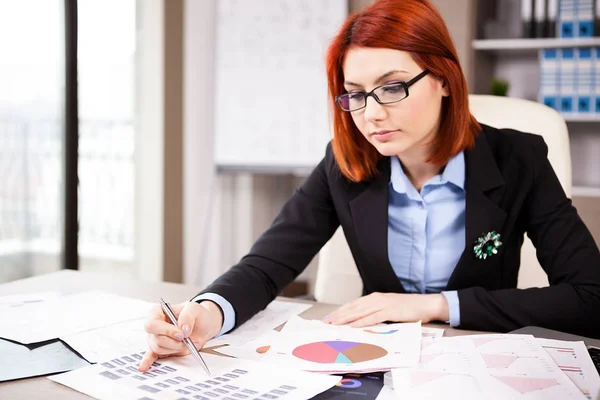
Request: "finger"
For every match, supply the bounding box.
[145,318,184,341]
[177,301,200,338]
[169,302,187,317]
[148,304,167,320]
[138,349,159,372]
[329,300,382,325]
[334,306,382,325]
[152,334,186,351]
[324,301,360,323]
[147,338,184,359]
[324,294,380,323]
[350,311,388,328]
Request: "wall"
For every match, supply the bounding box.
[183,0,599,297]
[136,0,184,283]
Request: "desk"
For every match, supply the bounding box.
[0,270,488,399]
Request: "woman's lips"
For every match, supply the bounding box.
[371,130,398,142]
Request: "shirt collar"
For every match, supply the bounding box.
[441,151,465,190]
[390,151,465,195]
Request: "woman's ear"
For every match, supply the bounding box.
[441,80,450,97]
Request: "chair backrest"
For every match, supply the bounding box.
[314,95,571,304]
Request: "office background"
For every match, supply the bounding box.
[1,0,598,297]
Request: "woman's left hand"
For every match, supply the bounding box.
[322,292,449,328]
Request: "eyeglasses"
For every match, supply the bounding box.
[335,69,430,112]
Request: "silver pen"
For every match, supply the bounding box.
[159,297,211,376]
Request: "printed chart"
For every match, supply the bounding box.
[263,316,421,373]
[337,378,362,388]
[392,334,587,399]
[538,338,600,400]
[364,329,398,335]
[292,341,387,364]
[419,352,474,371]
[492,375,559,394]
[214,330,280,361]
[312,373,384,399]
[49,351,339,400]
[391,370,482,399]
[256,345,270,354]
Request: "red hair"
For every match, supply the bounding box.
[326,0,480,182]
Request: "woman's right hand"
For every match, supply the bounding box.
[138,300,224,372]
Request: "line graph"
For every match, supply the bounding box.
[493,375,560,394]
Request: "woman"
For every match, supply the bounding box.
[139,0,600,372]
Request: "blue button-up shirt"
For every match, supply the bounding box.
[388,152,465,327]
[194,152,466,334]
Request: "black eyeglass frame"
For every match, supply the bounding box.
[335,69,431,112]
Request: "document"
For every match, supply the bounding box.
[0,337,89,382]
[261,316,422,373]
[421,327,444,340]
[212,329,282,361]
[49,351,340,400]
[538,338,600,400]
[312,372,385,400]
[0,291,154,344]
[0,292,59,309]
[207,300,312,347]
[216,326,441,364]
[61,318,148,363]
[392,334,586,399]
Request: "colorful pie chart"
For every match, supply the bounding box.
[292,341,388,364]
[364,329,399,335]
[336,378,362,388]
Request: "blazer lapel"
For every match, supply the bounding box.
[446,131,508,289]
[349,158,406,293]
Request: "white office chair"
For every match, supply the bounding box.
[314,95,572,304]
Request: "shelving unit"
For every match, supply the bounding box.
[472,6,600,200]
[472,37,600,53]
[572,186,600,198]
[563,115,600,122]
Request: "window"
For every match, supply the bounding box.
[78,0,136,275]
[0,0,64,282]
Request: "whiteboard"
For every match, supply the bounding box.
[214,0,348,172]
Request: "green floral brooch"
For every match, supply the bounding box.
[473,231,502,260]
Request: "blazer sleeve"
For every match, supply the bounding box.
[458,138,600,338]
[195,144,340,329]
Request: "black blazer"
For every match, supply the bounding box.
[199,124,600,338]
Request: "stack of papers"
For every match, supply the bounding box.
[206,300,312,346]
[261,316,422,373]
[391,333,593,399]
[538,338,600,400]
[0,291,153,345]
[3,290,594,400]
[50,351,340,400]
[61,318,148,363]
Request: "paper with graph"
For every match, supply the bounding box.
[206,300,312,347]
[537,338,600,400]
[214,329,282,361]
[0,292,59,309]
[421,327,444,340]
[49,351,340,400]
[0,291,153,344]
[392,334,586,399]
[260,316,421,373]
[217,322,439,365]
[61,318,147,363]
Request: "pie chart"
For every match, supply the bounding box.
[256,345,270,354]
[337,378,362,388]
[292,341,387,364]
